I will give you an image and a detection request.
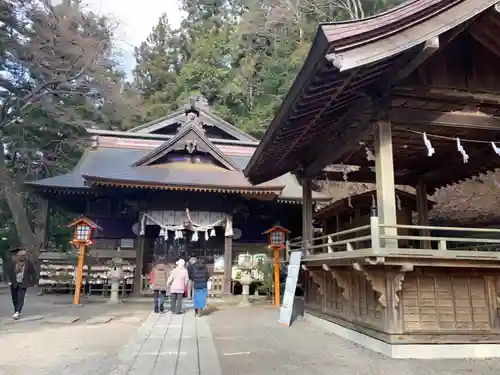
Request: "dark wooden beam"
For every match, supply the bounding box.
[317,168,414,186]
[304,98,376,177]
[417,147,495,191]
[270,69,360,175]
[393,86,500,106]
[391,108,500,130]
[305,37,440,177]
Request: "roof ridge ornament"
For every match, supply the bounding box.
[185,94,211,113]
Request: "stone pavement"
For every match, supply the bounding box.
[111,310,221,375]
[208,306,500,375]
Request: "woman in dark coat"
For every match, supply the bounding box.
[188,258,210,317]
[6,248,36,320]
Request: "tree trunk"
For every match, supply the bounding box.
[0,147,39,255]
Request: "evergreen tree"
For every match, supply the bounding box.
[133,0,406,138]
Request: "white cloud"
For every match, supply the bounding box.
[82,0,185,75]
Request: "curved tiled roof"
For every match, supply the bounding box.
[244,0,500,184]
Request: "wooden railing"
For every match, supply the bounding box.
[288,216,500,258]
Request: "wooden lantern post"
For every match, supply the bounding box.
[68,218,101,305]
[262,225,290,307]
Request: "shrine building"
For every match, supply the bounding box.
[27,96,330,295]
[244,0,500,359]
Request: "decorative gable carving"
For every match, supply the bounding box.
[130,122,241,171]
[128,94,257,142]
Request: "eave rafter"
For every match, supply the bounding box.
[270,68,360,174]
[305,37,440,178]
[84,178,283,196]
[244,0,500,185]
[391,108,500,131]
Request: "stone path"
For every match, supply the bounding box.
[111,311,222,375]
[209,306,500,375]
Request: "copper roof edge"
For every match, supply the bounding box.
[88,129,259,147]
[81,174,285,193]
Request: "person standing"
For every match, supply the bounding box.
[190,258,210,317]
[186,256,197,300]
[149,258,168,313]
[6,248,36,320]
[167,258,188,314]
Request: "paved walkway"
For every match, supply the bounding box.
[111,311,221,375]
[209,307,500,375]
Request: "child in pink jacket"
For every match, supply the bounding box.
[167,259,188,314]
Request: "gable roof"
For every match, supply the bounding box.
[244,0,500,184]
[26,144,331,202]
[130,122,242,171]
[128,107,258,143]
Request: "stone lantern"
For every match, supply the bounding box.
[107,249,125,305]
[238,252,253,307]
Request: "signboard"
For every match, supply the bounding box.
[279,250,302,326]
[213,256,225,272]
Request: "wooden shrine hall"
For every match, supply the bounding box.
[27,95,330,297]
[244,0,500,359]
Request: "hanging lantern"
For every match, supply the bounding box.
[262,225,290,248]
[68,218,101,245]
[210,228,216,237]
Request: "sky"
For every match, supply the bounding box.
[83,0,185,75]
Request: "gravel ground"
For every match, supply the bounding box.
[0,317,149,375]
[208,306,500,375]
[0,293,151,375]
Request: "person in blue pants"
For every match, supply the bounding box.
[188,258,209,317]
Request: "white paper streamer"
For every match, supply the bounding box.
[139,214,145,236]
[224,216,234,237]
[456,138,469,163]
[365,147,375,162]
[205,231,209,241]
[492,142,500,156]
[423,132,435,157]
[191,231,198,242]
[396,194,401,211]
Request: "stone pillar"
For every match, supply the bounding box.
[133,213,145,296]
[416,180,431,249]
[302,178,314,252]
[223,215,233,295]
[374,120,397,248]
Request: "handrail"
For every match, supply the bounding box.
[380,223,500,233]
[380,235,500,244]
[288,216,500,257]
[289,224,370,247]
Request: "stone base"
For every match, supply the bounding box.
[305,313,500,359]
[106,299,124,306]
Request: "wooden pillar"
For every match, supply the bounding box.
[302,178,314,252]
[133,213,145,296]
[416,180,431,249]
[223,234,233,295]
[34,197,49,248]
[374,120,397,247]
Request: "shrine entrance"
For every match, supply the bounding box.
[140,209,230,283]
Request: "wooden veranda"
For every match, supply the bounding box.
[244,0,500,358]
